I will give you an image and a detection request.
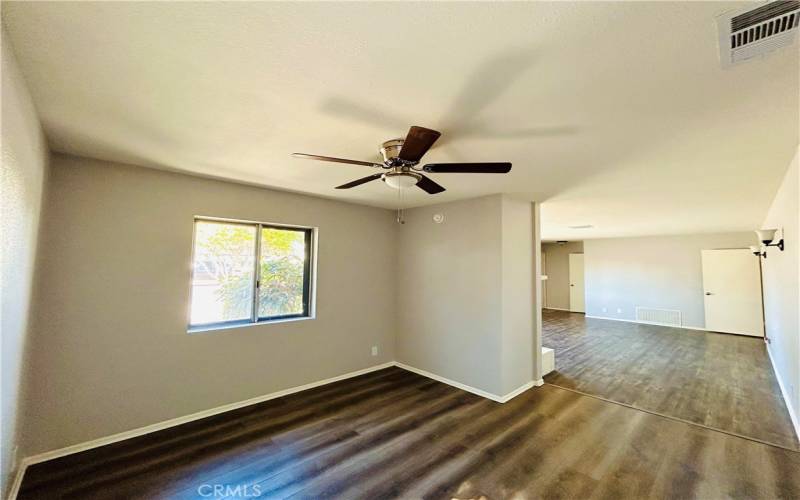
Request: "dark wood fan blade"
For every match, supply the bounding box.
[335,173,383,189]
[416,174,446,194]
[422,162,511,173]
[292,153,382,168]
[398,126,441,162]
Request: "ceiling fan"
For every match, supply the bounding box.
[292,126,511,194]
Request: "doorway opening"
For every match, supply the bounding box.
[541,241,584,313]
[538,232,797,450]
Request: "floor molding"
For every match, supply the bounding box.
[585,315,711,332]
[585,315,770,338]
[7,361,395,500]
[543,307,571,312]
[545,383,800,453]
[500,380,536,403]
[393,362,534,404]
[7,462,25,500]
[8,360,540,498]
[394,362,502,401]
[766,345,800,441]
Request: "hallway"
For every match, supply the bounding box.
[542,309,798,450]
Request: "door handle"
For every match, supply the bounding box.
[705,292,713,296]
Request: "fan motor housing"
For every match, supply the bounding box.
[380,139,405,165]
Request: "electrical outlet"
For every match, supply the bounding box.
[602,307,607,313]
[371,346,378,356]
[616,308,623,314]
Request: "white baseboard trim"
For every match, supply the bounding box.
[7,463,25,500]
[7,361,395,500]
[587,315,766,337]
[7,359,542,498]
[394,362,534,404]
[585,315,710,332]
[501,380,536,403]
[394,362,503,402]
[766,345,800,442]
[534,378,544,387]
[543,307,571,312]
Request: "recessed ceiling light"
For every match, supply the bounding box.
[568,224,594,229]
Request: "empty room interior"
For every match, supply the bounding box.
[2,2,799,499]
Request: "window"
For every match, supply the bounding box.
[189,218,315,331]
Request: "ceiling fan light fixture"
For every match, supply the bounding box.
[382,172,420,190]
[292,125,511,195]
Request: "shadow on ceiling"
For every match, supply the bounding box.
[318,47,578,149]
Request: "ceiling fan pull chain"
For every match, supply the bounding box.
[396,183,406,224]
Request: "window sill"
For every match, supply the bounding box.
[187,315,314,334]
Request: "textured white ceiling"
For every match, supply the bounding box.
[3,1,798,239]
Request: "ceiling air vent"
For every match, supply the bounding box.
[717,1,799,67]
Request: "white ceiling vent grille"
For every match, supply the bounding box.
[635,307,682,327]
[717,1,799,67]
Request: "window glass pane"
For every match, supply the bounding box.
[259,227,307,318]
[190,221,256,325]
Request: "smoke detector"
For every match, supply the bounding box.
[717,1,799,67]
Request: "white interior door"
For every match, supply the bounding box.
[701,249,764,337]
[568,253,585,313]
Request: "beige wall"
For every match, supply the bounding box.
[762,147,799,433]
[500,198,535,393]
[0,26,48,495]
[396,195,537,397]
[397,196,502,395]
[542,241,584,310]
[583,232,754,328]
[23,154,397,456]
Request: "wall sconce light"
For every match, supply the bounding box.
[752,228,785,258]
[750,245,766,258]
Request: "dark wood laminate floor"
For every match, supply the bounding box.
[18,366,800,499]
[542,309,798,450]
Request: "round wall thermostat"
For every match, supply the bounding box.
[432,213,445,224]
